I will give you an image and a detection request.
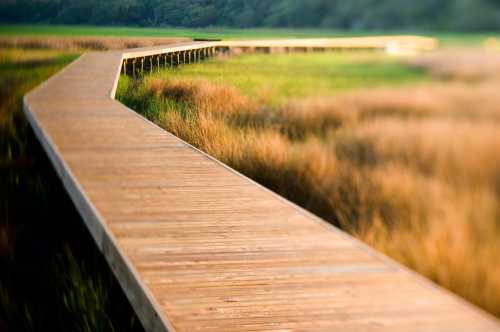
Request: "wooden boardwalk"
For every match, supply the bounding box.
[24,37,500,332]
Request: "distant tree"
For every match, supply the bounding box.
[89,0,141,25]
[52,0,92,24]
[451,0,500,30]
[1,0,500,31]
[182,1,218,26]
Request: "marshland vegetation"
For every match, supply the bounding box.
[2,21,499,329]
[0,47,145,331]
[117,48,500,318]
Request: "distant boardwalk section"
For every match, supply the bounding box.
[24,37,500,332]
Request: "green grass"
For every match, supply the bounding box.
[1,24,498,46]
[148,52,429,106]
[0,24,375,39]
[436,33,500,46]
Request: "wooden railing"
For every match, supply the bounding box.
[120,36,438,77]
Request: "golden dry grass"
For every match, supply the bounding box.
[118,48,500,318]
[409,48,500,80]
[0,36,189,51]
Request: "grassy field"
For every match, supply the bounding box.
[0,48,145,331]
[1,24,499,45]
[2,24,500,330]
[164,52,428,106]
[117,49,500,318]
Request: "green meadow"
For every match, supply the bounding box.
[156,52,428,105]
[1,24,498,45]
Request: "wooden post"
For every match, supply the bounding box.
[182,51,186,64]
[122,59,127,75]
[157,55,160,72]
[132,59,136,78]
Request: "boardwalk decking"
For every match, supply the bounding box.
[24,37,500,332]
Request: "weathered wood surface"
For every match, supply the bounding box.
[24,38,500,332]
[222,36,437,51]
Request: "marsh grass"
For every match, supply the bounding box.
[409,48,500,80]
[0,47,144,331]
[117,49,500,318]
[0,36,189,51]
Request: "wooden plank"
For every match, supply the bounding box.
[23,38,500,332]
[222,36,438,51]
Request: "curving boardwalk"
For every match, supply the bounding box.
[24,37,500,332]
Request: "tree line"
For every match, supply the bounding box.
[2,0,500,31]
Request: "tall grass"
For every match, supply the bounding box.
[0,36,189,51]
[117,49,500,318]
[0,47,144,331]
